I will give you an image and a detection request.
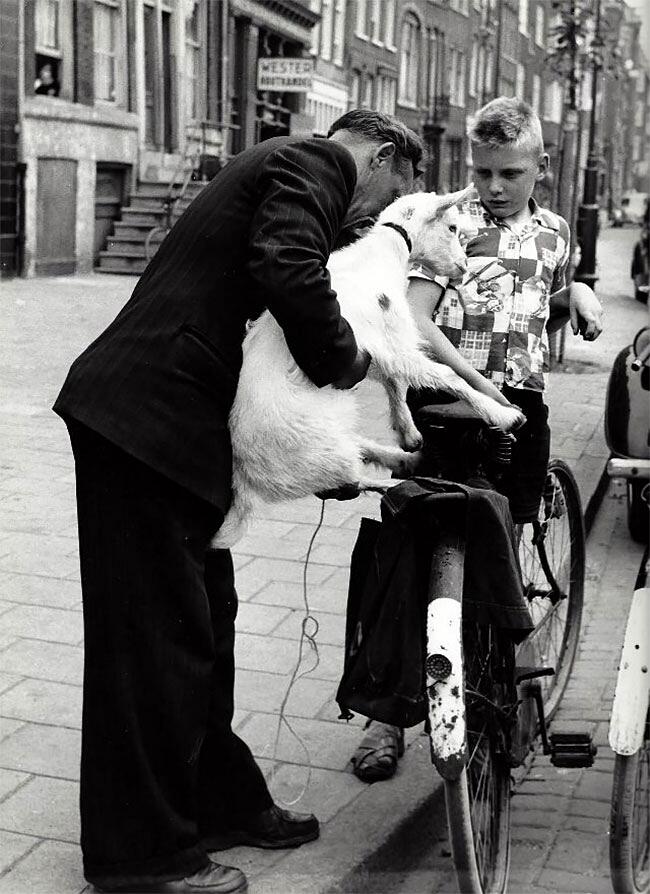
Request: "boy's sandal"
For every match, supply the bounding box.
[351,722,405,782]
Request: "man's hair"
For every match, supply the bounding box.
[469,97,544,156]
[328,109,424,176]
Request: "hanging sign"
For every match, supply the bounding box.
[257,58,314,93]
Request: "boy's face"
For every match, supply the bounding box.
[471,143,549,219]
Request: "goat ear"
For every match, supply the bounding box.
[433,183,476,218]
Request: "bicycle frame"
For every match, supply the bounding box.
[425,520,467,780]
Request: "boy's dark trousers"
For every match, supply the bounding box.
[500,385,551,524]
[67,421,272,889]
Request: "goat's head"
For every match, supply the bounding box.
[376,185,478,280]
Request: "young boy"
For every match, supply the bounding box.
[351,97,603,783]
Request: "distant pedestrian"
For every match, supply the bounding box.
[351,96,603,782]
[53,110,423,893]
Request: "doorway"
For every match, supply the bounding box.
[36,158,77,275]
[143,2,173,152]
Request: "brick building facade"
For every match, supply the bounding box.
[2,0,647,277]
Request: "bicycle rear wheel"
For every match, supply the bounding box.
[609,703,650,894]
[444,623,515,894]
[517,458,585,720]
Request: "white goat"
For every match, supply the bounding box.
[212,188,524,548]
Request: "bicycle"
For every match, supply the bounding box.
[606,327,650,894]
[338,399,593,894]
[413,400,592,893]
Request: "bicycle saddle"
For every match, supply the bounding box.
[414,397,487,428]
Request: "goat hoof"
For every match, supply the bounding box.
[397,450,423,475]
[400,431,424,452]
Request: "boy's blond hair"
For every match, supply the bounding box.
[469,97,544,156]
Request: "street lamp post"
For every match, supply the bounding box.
[574,0,602,289]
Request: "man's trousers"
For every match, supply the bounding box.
[67,421,272,888]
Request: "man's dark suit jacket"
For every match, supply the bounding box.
[54,137,360,513]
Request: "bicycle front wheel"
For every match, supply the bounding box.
[517,458,585,720]
[444,623,515,894]
[610,704,650,894]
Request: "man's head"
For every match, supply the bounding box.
[328,109,423,223]
[469,97,549,219]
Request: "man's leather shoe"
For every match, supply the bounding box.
[94,859,247,893]
[205,805,319,850]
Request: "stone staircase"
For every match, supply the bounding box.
[96,179,208,275]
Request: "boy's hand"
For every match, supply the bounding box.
[569,282,603,341]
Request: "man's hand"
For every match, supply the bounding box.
[331,348,371,390]
[569,281,603,341]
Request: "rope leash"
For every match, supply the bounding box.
[269,499,326,806]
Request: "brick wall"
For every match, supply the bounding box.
[0,0,20,276]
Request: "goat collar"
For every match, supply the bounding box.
[381,222,412,253]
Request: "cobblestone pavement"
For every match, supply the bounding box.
[0,226,646,893]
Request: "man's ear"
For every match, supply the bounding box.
[536,153,550,182]
[372,141,396,168]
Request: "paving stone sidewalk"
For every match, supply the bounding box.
[0,226,646,893]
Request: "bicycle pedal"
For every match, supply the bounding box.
[549,732,597,768]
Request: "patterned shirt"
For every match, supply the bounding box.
[410,198,571,391]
